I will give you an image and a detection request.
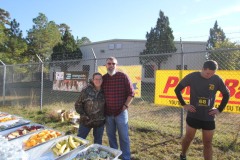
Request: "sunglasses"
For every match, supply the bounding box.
[107,63,116,65]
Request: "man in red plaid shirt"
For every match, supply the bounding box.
[102,57,135,160]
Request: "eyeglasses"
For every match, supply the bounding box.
[93,78,102,81]
[107,63,116,65]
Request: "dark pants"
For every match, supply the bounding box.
[77,124,104,144]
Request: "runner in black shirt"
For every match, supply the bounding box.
[175,60,230,160]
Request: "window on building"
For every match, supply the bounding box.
[83,65,90,72]
[100,49,105,53]
[108,44,114,50]
[115,43,122,49]
[176,65,188,70]
[144,65,154,78]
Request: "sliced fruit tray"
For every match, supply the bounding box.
[0,119,30,132]
[22,129,63,151]
[0,123,45,140]
[0,112,10,118]
[0,115,20,123]
[39,135,89,160]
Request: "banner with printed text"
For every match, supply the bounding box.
[53,71,88,92]
[155,70,240,114]
[98,65,142,98]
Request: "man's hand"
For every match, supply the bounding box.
[208,108,220,117]
[122,105,128,111]
[183,104,196,112]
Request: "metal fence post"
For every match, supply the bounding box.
[0,60,6,106]
[92,48,97,72]
[180,38,184,137]
[36,54,43,111]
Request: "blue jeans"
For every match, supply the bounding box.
[77,124,104,144]
[106,110,130,160]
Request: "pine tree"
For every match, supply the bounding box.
[207,21,226,49]
[140,10,176,69]
[0,8,10,51]
[0,8,10,25]
[51,29,82,61]
[4,19,28,64]
[206,21,240,70]
[26,13,62,61]
[76,36,91,47]
[0,18,28,64]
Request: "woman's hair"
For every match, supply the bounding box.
[92,72,102,79]
[89,72,102,85]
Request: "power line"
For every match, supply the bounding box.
[180,31,240,41]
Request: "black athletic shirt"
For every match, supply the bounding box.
[175,72,230,121]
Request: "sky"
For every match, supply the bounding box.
[1,0,240,43]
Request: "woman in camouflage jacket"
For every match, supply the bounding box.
[75,72,105,144]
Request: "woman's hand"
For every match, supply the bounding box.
[80,115,89,122]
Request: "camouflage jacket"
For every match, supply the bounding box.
[75,84,105,128]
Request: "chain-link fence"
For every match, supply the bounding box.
[0,48,240,151]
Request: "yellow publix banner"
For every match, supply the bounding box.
[98,65,142,98]
[155,70,240,114]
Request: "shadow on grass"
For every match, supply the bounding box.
[129,124,181,154]
[217,130,240,152]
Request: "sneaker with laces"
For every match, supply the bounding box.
[180,154,186,160]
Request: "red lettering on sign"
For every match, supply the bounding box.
[225,79,239,99]
[182,86,190,95]
[235,87,240,99]
[162,77,240,99]
[163,76,179,93]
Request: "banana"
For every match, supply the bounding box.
[69,136,77,149]
[58,143,67,155]
[52,147,59,156]
[74,142,80,147]
[63,147,70,154]
[73,137,83,145]
[52,136,83,157]
[60,140,65,146]
[56,142,62,150]
[66,139,71,149]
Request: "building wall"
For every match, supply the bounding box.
[69,39,207,83]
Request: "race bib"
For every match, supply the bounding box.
[198,97,210,107]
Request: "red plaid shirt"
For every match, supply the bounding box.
[102,72,135,116]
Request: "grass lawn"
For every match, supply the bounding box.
[0,102,239,160]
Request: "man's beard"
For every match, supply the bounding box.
[108,69,116,75]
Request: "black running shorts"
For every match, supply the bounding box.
[186,116,215,130]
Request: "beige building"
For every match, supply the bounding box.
[68,39,207,82]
